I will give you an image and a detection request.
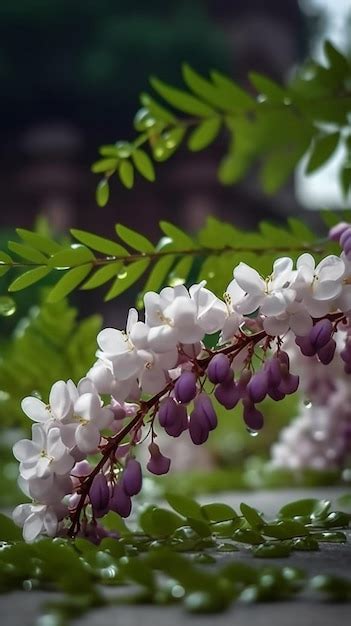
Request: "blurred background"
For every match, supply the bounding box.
[1,0,351,502]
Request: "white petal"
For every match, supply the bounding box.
[233,263,264,295]
[66,379,79,403]
[23,512,43,542]
[53,452,74,475]
[260,294,287,316]
[110,351,144,380]
[36,456,51,479]
[129,321,149,349]
[13,439,39,463]
[94,407,114,429]
[147,325,179,353]
[86,361,114,394]
[47,427,66,459]
[75,423,101,453]
[313,280,342,301]
[77,377,96,395]
[60,423,78,449]
[126,307,138,334]
[13,503,31,526]
[140,366,167,394]
[49,381,72,420]
[31,423,47,449]
[317,255,345,281]
[236,293,262,315]
[338,285,351,312]
[21,397,50,423]
[263,316,289,336]
[74,393,101,420]
[289,310,313,336]
[225,279,246,304]
[97,328,129,354]
[297,253,315,270]
[272,257,293,276]
[44,510,58,537]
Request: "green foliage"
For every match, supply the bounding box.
[93,41,351,197]
[0,215,337,303]
[0,495,350,622]
[0,295,101,428]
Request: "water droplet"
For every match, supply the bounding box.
[0,296,16,317]
[246,428,259,437]
[171,584,185,598]
[31,390,42,399]
[117,269,127,279]
[303,399,312,409]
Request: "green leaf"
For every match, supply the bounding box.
[324,41,349,77]
[16,229,61,255]
[340,165,351,198]
[0,513,22,541]
[287,218,315,243]
[210,71,255,109]
[104,259,150,301]
[249,72,286,102]
[140,92,177,123]
[182,64,226,109]
[202,503,237,522]
[150,76,215,117]
[49,245,95,268]
[260,144,305,194]
[188,117,221,151]
[240,503,264,528]
[305,132,340,174]
[119,160,134,188]
[279,499,331,520]
[96,179,110,207]
[8,241,48,264]
[159,221,194,249]
[8,266,51,292]
[218,151,251,185]
[47,264,93,302]
[253,543,292,558]
[141,254,175,296]
[168,255,193,285]
[140,507,184,537]
[115,224,154,252]
[81,262,122,290]
[132,149,155,181]
[91,158,118,174]
[71,229,129,256]
[165,493,204,521]
[264,521,309,539]
[0,251,13,276]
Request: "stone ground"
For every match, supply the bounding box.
[1,487,350,626]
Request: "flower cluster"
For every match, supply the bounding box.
[12,236,351,542]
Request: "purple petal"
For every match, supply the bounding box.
[110,483,132,518]
[317,338,336,365]
[122,458,142,496]
[207,354,231,384]
[174,371,197,404]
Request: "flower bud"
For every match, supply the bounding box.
[247,371,268,403]
[265,358,282,387]
[90,473,109,517]
[158,397,178,427]
[147,442,171,475]
[164,404,188,437]
[189,411,209,445]
[122,458,142,496]
[276,351,290,368]
[278,373,299,395]
[214,381,239,410]
[267,386,285,401]
[329,222,350,241]
[340,227,351,248]
[295,335,316,357]
[317,338,336,365]
[72,460,93,477]
[237,369,252,397]
[111,400,126,421]
[207,354,231,384]
[110,483,132,518]
[243,404,264,431]
[174,371,197,404]
[193,393,217,431]
[309,319,333,350]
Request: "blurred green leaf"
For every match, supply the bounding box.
[305,132,340,174]
[119,160,134,188]
[8,266,51,292]
[151,77,215,116]
[105,259,149,301]
[96,179,110,207]
[188,117,221,151]
[132,148,156,181]
[47,265,93,302]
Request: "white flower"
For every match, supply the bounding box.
[144,285,204,352]
[233,257,297,316]
[21,380,78,425]
[13,424,74,480]
[13,503,59,542]
[263,301,313,337]
[68,392,114,453]
[96,308,149,380]
[296,253,345,316]
[189,281,227,334]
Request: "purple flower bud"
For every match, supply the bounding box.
[90,473,109,517]
[278,373,299,395]
[264,358,282,387]
[174,371,197,404]
[243,404,264,431]
[110,482,132,518]
[276,351,290,368]
[247,371,268,403]
[214,380,240,409]
[72,460,93,477]
[193,393,217,431]
[122,458,142,496]
[317,338,336,365]
[237,369,252,397]
[267,386,286,401]
[111,400,127,421]
[189,411,209,445]
[158,397,179,427]
[207,354,231,384]
[309,319,333,350]
[329,222,350,242]
[295,335,316,356]
[340,228,351,248]
[164,404,188,437]
[147,442,171,475]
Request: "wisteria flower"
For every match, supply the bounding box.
[21,380,78,425]
[13,503,59,542]
[296,253,345,316]
[13,423,74,480]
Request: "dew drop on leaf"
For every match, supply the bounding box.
[117,269,128,279]
[0,296,16,317]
